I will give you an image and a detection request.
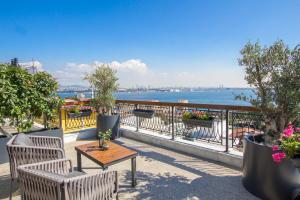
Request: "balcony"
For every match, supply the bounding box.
[0,135,258,200]
[0,99,264,199]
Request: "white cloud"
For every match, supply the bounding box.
[50,59,248,88]
[91,59,148,74]
[51,59,149,86]
[19,61,44,72]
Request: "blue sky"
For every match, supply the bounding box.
[0,0,299,87]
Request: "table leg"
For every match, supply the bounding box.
[77,151,82,172]
[131,157,137,187]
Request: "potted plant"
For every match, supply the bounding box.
[79,106,93,117]
[84,64,120,139]
[239,41,300,200]
[271,124,300,168]
[68,106,81,118]
[68,106,93,118]
[182,111,214,128]
[98,129,112,150]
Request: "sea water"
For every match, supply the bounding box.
[58,88,254,106]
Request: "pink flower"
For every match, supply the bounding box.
[279,152,286,159]
[298,138,300,141]
[283,128,294,137]
[287,123,294,129]
[272,153,282,164]
[296,127,300,131]
[272,152,286,164]
[272,145,279,151]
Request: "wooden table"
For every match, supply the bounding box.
[75,141,138,187]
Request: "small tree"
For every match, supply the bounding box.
[239,40,300,139]
[0,64,62,131]
[84,64,118,115]
[31,72,62,128]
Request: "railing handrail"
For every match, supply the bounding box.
[60,98,259,112]
[115,99,259,112]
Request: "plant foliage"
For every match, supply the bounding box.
[0,64,62,131]
[182,111,214,121]
[98,129,112,140]
[239,40,300,138]
[84,64,118,114]
[272,125,300,164]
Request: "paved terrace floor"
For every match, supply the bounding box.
[0,137,258,200]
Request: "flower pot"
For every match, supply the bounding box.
[96,114,120,140]
[133,109,155,118]
[243,134,300,200]
[102,143,109,150]
[182,119,213,128]
[98,137,104,148]
[291,157,300,172]
[68,112,82,118]
[68,110,92,118]
[80,110,92,117]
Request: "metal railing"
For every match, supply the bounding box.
[60,99,264,151]
[115,100,263,152]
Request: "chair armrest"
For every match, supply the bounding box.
[29,135,63,149]
[18,166,64,199]
[64,171,118,199]
[18,158,72,176]
[7,145,65,178]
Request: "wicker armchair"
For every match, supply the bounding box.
[6,134,65,199]
[18,159,119,200]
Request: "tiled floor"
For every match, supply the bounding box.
[0,137,258,200]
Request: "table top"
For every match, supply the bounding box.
[75,141,138,168]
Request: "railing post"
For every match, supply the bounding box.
[225,109,229,152]
[59,108,62,129]
[135,104,139,132]
[171,106,175,140]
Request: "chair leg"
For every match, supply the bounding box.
[9,178,13,200]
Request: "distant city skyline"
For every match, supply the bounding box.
[1,0,299,87]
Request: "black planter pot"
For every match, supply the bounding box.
[133,109,155,118]
[243,134,300,200]
[68,110,92,118]
[96,114,120,140]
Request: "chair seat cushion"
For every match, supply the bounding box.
[12,133,35,146]
[64,171,86,178]
[34,169,86,180]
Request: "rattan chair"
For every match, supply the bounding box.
[6,134,65,199]
[18,159,119,200]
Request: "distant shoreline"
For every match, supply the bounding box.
[58,89,254,106]
[57,87,253,93]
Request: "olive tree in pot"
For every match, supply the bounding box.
[239,40,300,200]
[85,64,120,139]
